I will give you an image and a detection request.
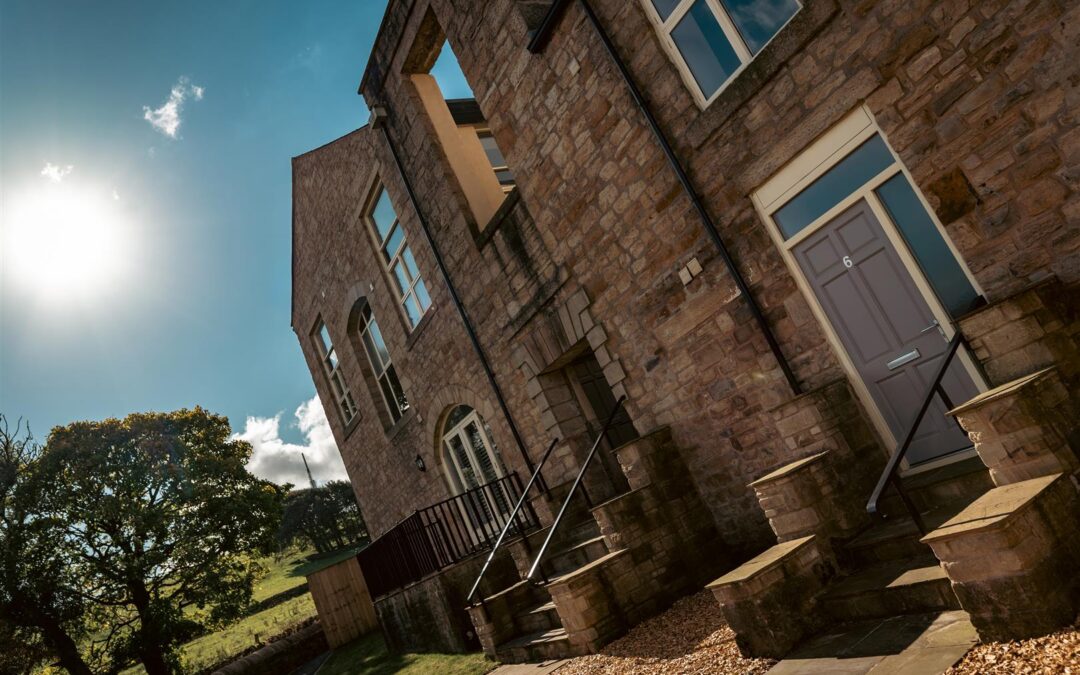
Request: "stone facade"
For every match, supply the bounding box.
[292,0,1080,655]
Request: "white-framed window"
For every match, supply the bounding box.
[477,128,515,190]
[366,185,432,330]
[641,0,801,106]
[357,303,410,425]
[314,320,358,424]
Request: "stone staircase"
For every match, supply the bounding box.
[468,427,727,663]
[709,278,1080,659]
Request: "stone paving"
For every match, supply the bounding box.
[767,611,978,675]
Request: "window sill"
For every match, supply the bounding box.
[343,414,363,443]
[683,0,839,149]
[475,187,522,250]
[386,406,417,442]
[405,303,438,351]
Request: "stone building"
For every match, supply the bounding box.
[292,0,1080,662]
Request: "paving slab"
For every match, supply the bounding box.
[493,659,566,675]
[767,611,977,675]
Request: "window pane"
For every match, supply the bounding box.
[384,364,410,416]
[402,246,420,280]
[361,329,383,374]
[345,392,357,417]
[371,188,397,240]
[325,346,338,369]
[318,323,333,354]
[447,434,479,488]
[876,173,980,318]
[382,223,405,262]
[720,0,800,54]
[774,135,895,239]
[671,0,743,98]
[330,371,345,398]
[414,277,432,312]
[391,260,410,295]
[379,374,402,424]
[367,318,392,368]
[651,0,682,20]
[403,292,422,328]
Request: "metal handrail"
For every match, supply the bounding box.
[465,436,560,605]
[526,396,626,583]
[866,332,967,534]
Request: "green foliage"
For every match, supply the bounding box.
[0,417,95,674]
[2,407,288,674]
[278,480,368,554]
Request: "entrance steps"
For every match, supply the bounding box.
[821,555,959,622]
[470,427,726,663]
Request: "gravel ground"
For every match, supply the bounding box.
[556,591,775,675]
[946,616,1080,675]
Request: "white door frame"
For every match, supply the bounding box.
[751,106,987,474]
[441,408,510,541]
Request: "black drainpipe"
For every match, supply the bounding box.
[529,0,802,396]
[370,106,544,489]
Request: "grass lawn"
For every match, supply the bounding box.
[318,632,497,675]
[122,547,366,673]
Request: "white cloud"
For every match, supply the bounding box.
[233,395,349,487]
[41,162,73,182]
[142,76,204,138]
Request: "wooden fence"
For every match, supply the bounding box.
[306,556,378,648]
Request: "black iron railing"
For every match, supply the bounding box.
[526,396,626,583]
[357,472,540,598]
[466,437,561,605]
[866,332,969,534]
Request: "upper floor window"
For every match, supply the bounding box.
[314,320,358,424]
[357,303,410,425]
[367,186,432,329]
[477,128,515,190]
[643,0,801,105]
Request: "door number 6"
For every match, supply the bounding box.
[843,256,854,269]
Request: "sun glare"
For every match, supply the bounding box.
[4,182,132,303]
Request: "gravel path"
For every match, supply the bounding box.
[946,617,1080,675]
[556,591,775,675]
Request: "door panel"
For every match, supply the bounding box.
[793,200,977,465]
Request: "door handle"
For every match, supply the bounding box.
[920,319,948,342]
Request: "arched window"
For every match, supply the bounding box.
[441,405,505,493]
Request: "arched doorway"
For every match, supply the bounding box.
[440,405,512,535]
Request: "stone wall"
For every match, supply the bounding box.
[295,0,1079,556]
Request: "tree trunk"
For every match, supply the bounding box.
[130,585,171,675]
[35,615,94,675]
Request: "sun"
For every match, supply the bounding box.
[4,182,131,303]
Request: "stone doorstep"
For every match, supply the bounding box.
[707,535,817,595]
[545,547,629,589]
[947,367,1057,417]
[919,473,1063,544]
[749,451,831,488]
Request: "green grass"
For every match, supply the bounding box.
[318,632,497,675]
[120,547,367,673]
[180,594,317,672]
[252,546,364,603]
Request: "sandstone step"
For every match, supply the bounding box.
[822,555,959,622]
[540,535,609,578]
[514,599,560,635]
[876,455,992,519]
[494,626,572,663]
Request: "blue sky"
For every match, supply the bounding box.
[0,1,471,484]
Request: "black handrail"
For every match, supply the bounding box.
[866,332,968,534]
[466,436,561,605]
[526,396,626,583]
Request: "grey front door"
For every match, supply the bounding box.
[792,201,977,465]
